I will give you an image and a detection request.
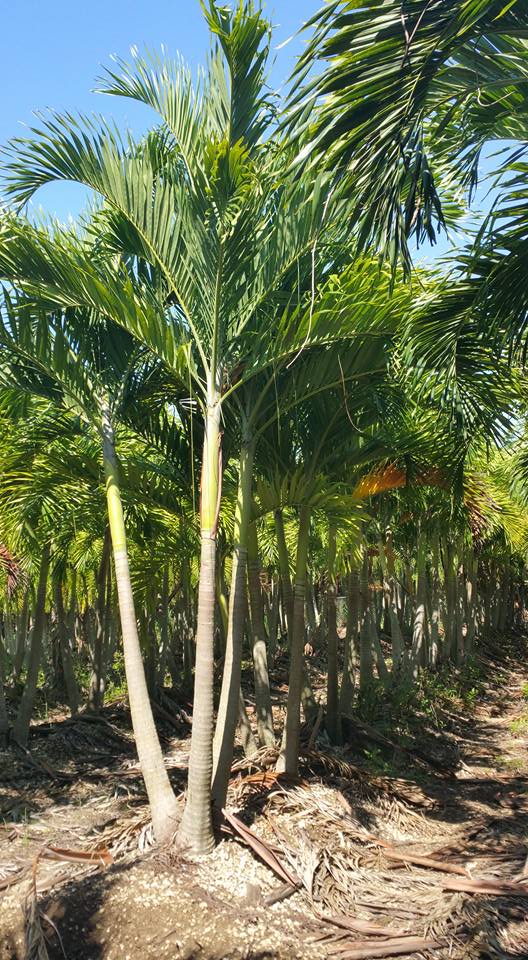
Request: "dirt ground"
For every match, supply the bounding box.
[2,644,528,960]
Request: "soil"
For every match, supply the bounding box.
[1,642,528,960]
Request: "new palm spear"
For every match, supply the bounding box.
[2,2,329,851]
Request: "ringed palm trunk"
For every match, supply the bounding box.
[101,403,179,843]
[13,544,50,747]
[325,522,341,744]
[371,611,390,688]
[179,396,221,853]
[465,546,477,655]
[247,522,275,748]
[215,556,229,656]
[212,436,255,810]
[497,566,510,635]
[277,504,311,776]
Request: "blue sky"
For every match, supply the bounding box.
[1,0,319,221]
[1,0,495,263]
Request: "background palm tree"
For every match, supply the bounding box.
[287,0,528,269]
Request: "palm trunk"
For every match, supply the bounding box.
[212,436,254,811]
[247,523,274,747]
[68,571,79,654]
[3,609,14,659]
[101,403,178,843]
[371,611,390,687]
[274,508,317,721]
[465,546,477,654]
[428,536,441,668]
[88,527,111,712]
[277,504,311,776]
[179,397,221,853]
[13,544,50,747]
[238,686,258,757]
[13,590,29,682]
[498,566,510,635]
[444,541,457,661]
[267,577,280,661]
[325,521,341,744]
[215,557,229,657]
[158,564,170,687]
[410,530,426,679]
[54,580,79,715]
[0,634,9,746]
[382,528,404,674]
[359,551,373,692]
[274,509,294,638]
[340,563,359,713]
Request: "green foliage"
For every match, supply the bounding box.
[357,658,486,731]
[104,650,128,702]
[288,0,528,271]
[510,713,528,736]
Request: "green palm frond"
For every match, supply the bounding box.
[288,0,528,269]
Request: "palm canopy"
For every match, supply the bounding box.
[287,0,528,269]
[0,1,338,408]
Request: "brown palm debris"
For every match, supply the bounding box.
[39,844,113,867]
[221,808,300,888]
[229,744,435,812]
[371,844,471,877]
[300,749,436,810]
[442,876,528,896]
[324,937,441,960]
[316,914,410,938]
[23,860,50,960]
[0,863,31,891]
[13,743,73,782]
[231,768,301,794]
[0,543,23,597]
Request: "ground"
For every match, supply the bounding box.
[2,641,528,960]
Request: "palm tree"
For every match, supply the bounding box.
[0,287,183,840]
[0,2,371,850]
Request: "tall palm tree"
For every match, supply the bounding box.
[0,287,183,840]
[0,1,361,850]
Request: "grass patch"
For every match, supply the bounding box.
[510,713,528,736]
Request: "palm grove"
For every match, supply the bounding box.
[1,0,528,854]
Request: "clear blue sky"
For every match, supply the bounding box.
[1,0,319,221]
[1,0,495,263]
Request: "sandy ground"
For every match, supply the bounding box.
[2,643,528,959]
